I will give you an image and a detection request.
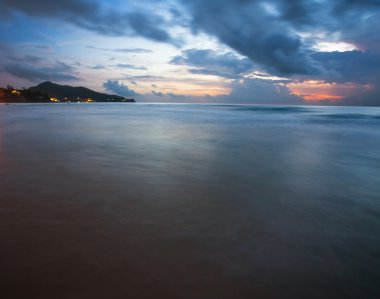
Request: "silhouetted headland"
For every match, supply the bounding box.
[0,81,135,103]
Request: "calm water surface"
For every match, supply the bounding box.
[1,103,380,298]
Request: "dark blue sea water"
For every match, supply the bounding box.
[1,103,380,299]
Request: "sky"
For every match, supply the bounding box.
[1,0,380,105]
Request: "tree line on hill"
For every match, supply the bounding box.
[0,85,50,103]
[0,82,135,103]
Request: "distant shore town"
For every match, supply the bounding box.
[0,82,135,103]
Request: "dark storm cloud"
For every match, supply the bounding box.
[174,0,380,105]
[3,61,78,81]
[0,0,176,44]
[178,0,380,75]
[103,80,138,97]
[340,13,380,51]
[313,50,380,84]
[331,0,380,15]
[276,1,321,26]
[306,50,380,105]
[170,49,254,79]
[340,85,380,106]
[178,0,322,76]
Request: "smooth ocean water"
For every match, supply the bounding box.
[1,103,380,299]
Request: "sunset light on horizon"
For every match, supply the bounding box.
[1,0,380,105]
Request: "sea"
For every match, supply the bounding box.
[1,103,380,299]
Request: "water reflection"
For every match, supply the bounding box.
[1,104,380,299]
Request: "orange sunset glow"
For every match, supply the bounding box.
[287,81,355,102]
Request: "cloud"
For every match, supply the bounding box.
[166,92,188,99]
[345,16,380,51]
[1,0,177,44]
[89,65,106,70]
[20,44,53,52]
[188,68,239,79]
[0,42,9,54]
[173,0,380,105]
[2,1,380,105]
[103,80,138,97]
[152,90,164,97]
[340,85,380,106]
[170,49,253,79]
[331,0,380,16]
[215,78,303,104]
[17,55,44,63]
[178,0,322,76]
[124,75,165,80]
[3,61,78,81]
[177,0,380,76]
[116,64,147,70]
[85,46,153,53]
[313,50,380,84]
[137,77,303,104]
[297,50,380,106]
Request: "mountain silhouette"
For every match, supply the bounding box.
[29,81,135,102]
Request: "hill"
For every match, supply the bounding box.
[0,85,50,103]
[29,82,135,102]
